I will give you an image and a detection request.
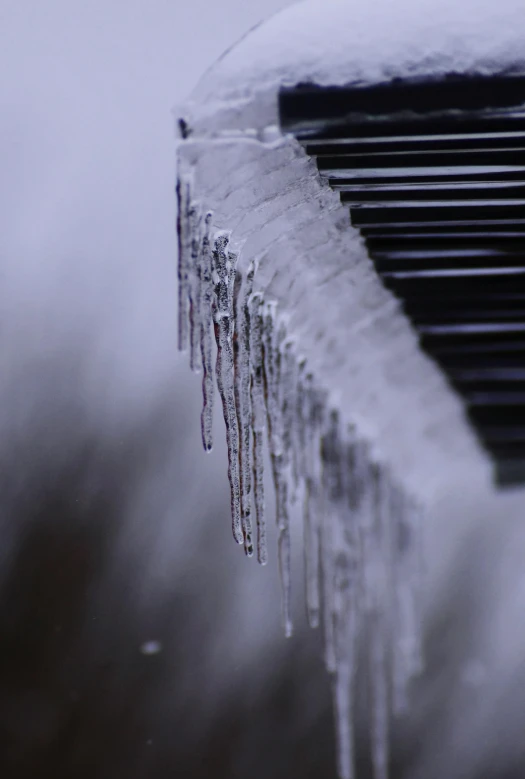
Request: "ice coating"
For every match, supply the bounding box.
[176,167,436,778]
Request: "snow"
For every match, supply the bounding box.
[182,0,525,136]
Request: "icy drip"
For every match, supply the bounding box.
[211,233,243,546]
[198,213,215,452]
[176,175,192,352]
[277,335,299,638]
[234,266,255,556]
[176,170,427,779]
[321,411,343,673]
[300,370,325,630]
[332,426,362,779]
[332,547,358,779]
[322,414,360,779]
[262,304,293,638]
[189,205,203,373]
[366,464,391,779]
[248,291,267,565]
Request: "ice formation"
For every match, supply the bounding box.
[174,0,521,774]
[177,165,429,779]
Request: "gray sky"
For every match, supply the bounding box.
[0,0,291,418]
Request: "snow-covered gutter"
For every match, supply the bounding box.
[175,1,525,777]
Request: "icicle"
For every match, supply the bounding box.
[263,303,293,637]
[358,454,382,616]
[332,547,359,779]
[189,202,203,373]
[389,485,425,716]
[370,611,390,779]
[233,264,256,557]
[294,358,307,494]
[367,463,391,779]
[301,372,323,629]
[332,433,361,779]
[248,291,267,565]
[281,338,299,502]
[390,483,410,714]
[176,174,193,352]
[198,212,214,452]
[405,498,425,677]
[279,335,297,635]
[211,233,243,545]
[321,410,345,674]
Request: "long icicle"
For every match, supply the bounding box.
[263,304,293,637]
[189,201,203,373]
[321,410,342,674]
[176,174,192,352]
[302,373,323,629]
[211,233,243,545]
[199,212,214,452]
[249,291,267,565]
[332,425,361,779]
[368,463,390,779]
[333,547,359,779]
[233,265,256,557]
[333,426,361,779]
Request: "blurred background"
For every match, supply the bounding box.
[2,2,525,778]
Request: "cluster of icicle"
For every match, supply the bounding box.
[177,170,425,779]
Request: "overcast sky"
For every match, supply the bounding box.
[0,0,292,418]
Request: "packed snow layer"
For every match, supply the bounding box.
[182,0,525,135]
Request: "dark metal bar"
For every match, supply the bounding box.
[280,76,525,484]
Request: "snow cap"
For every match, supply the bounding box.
[183,0,525,135]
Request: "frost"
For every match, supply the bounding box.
[176,166,426,779]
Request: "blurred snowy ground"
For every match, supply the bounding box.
[1,2,525,778]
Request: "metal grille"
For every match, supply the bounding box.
[280,75,525,485]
